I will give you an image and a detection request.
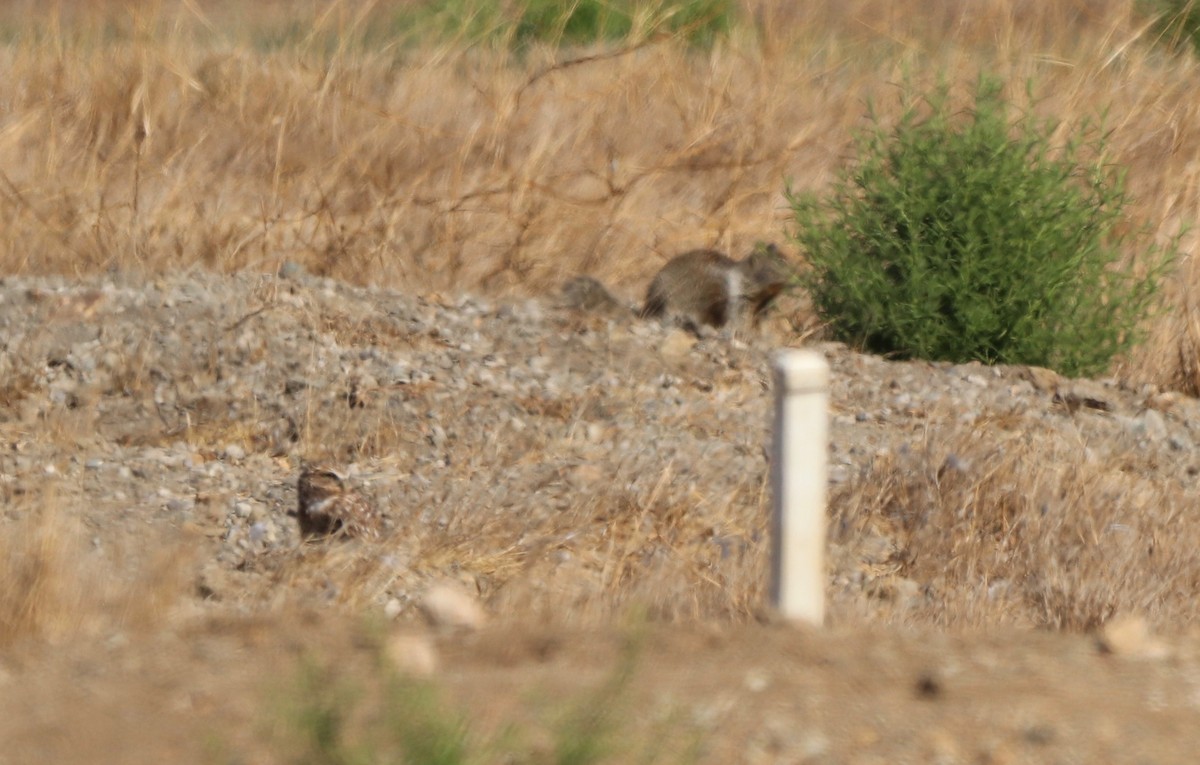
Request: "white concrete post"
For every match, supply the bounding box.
[769,349,829,625]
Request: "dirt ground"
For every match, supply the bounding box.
[3,614,1198,765]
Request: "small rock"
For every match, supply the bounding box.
[278,260,306,279]
[384,598,404,619]
[660,329,697,359]
[249,522,268,544]
[384,631,439,677]
[1097,614,1169,659]
[166,498,194,514]
[1020,365,1062,393]
[222,444,246,461]
[1132,408,1168,442]
[744,669,769,692]
[418,581,486,631]
[798,731,830,760]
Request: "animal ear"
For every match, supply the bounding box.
[753,241,782,259]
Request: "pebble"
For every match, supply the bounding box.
[384,598,404,619]
[384,631,439,677]
[418,581,487,631]
[1135,408,1168,441]
[166,498,194,514]
[1097,614,1169,659]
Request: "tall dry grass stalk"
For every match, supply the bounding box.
[247,459,769,624]
[0,498,88,646]
[244,394,1200,633]
[0,493,196,647]
[2,1,1199,384]
[829,420,1200,632]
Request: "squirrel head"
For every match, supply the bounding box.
[744,242,793,288]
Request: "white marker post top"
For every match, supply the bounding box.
[772,350,829,393]
[770,349,829,626]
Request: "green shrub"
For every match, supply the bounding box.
[279,658,469,765]
[787,75,1175,377]
[399,0,734,50]
[1140,0,1200,56]
[272,628,695,765]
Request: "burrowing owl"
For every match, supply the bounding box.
[294,464,382,539]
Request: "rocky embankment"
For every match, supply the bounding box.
[1,269,1197,623]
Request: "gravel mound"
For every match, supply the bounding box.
[2,268,1198,622]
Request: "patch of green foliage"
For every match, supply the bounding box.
[388,0,735,50]
[0,1,734,56]
[788,74,1176,377]
[278,657,472,765]
[274,627,698,765]
[1140,0,1200,56]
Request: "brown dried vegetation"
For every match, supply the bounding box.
[5,2,1200,760]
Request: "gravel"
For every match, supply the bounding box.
[2,268,1199,620]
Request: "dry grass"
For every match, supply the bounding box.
[6,0,1200,641]
[240,392,1200,634]
[2,0,1199,385]
[0,500,85,646]
[828,417,1200,633]
[237,457,769,625]
[0,491,197,647]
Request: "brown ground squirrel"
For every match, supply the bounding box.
[561,242,791,333]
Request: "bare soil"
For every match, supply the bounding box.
[4,615,1200,764]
